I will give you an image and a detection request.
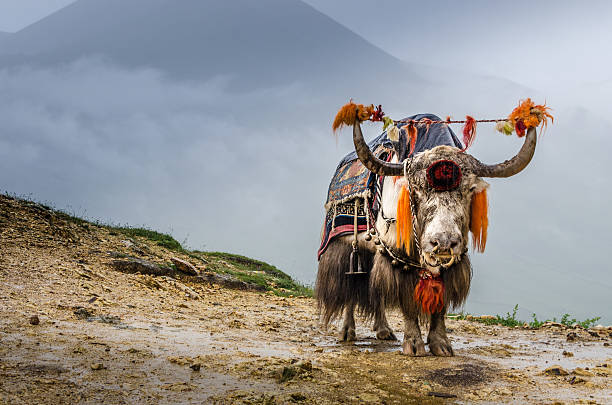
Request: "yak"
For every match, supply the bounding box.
[316,114,537,356]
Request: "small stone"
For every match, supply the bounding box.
[572,368,593,377]
[544,365,569,376]
[90,363,104,370]
[190,363,201,372]
[358,393,381,403]
[29,315,40,325]
[295,360,312,372]
[568,376,586,385]
[290,393,307,401]
[170,257,199,275]
[566,332,578,342]
[562,350,574,357]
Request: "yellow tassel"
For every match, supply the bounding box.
[396,186,412,254]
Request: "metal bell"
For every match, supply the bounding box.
[378,247,385,254]
[391,259,398,266]
[364,234,372,241]
[404,265,409,271]
[374,238,381,245]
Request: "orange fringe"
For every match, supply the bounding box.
[396,186,412,254]
[508,98,554,137]
[332,101,375,132]
[469,189,488,252]
[402,123,418,154]
[414,277,445,314]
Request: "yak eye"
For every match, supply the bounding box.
[426,160,462,191]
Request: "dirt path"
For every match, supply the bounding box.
[1,196,611,404]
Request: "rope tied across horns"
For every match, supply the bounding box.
[332,98,553,178]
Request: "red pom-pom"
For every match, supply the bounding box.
[414,276,445,314]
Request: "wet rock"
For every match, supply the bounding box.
[544,366,569,376]
[29,315,40,325]
[566,332,578,342]
[74,307,93,319]
[199,271,266,292]
[171,257,198,276]
[111,258,175,277]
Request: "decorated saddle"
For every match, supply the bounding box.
[317,114,463,259]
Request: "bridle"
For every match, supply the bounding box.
[372,157,464,274]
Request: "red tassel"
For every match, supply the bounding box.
[414,276,445,314]
[371,105,385,121]
[421,118,433,135]
[461,115,477,151]
[515,119,527,137]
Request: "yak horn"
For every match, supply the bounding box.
[468,127,537,178]
[353,118,404,176]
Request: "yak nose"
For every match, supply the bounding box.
[429,233,461,252]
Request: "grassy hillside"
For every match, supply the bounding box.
[0,193,312,297]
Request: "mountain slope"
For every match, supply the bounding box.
[0,0,409,88]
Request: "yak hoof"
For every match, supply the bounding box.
[428,336,454,357]
[375,327,397,341]
[340,326,356,342]
[402,338,426,356]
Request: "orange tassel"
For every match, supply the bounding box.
[396,186,412,254]
[508,98,554,137]
[402,123,418,154]
[461,115,477,151]
[469,189,488,252]
[414,277,445,314]
[332,101,375,132]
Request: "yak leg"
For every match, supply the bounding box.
[427,308,454,356]
[401,310,426,356]
[339,303,356,342]
[373,308,397,340]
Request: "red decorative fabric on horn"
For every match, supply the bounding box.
[426,160,462,191]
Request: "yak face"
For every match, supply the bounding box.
[412,148,489,274]
[380,145,489,275]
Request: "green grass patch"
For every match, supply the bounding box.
[449,304,601,329]
[195,251,313,297]
[107,226,184,252]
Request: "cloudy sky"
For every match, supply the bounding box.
[0,0,610,323]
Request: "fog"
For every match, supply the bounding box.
[0,0,610,324]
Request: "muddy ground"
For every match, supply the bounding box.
[0,195,611,404]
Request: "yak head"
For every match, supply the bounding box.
[353,120,537,274]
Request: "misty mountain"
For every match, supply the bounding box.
[0,0,411,91]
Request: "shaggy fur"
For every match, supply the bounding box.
[315,239,373,325]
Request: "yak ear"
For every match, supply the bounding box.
[469,179,489,253]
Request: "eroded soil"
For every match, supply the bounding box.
[1,195,611,404]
